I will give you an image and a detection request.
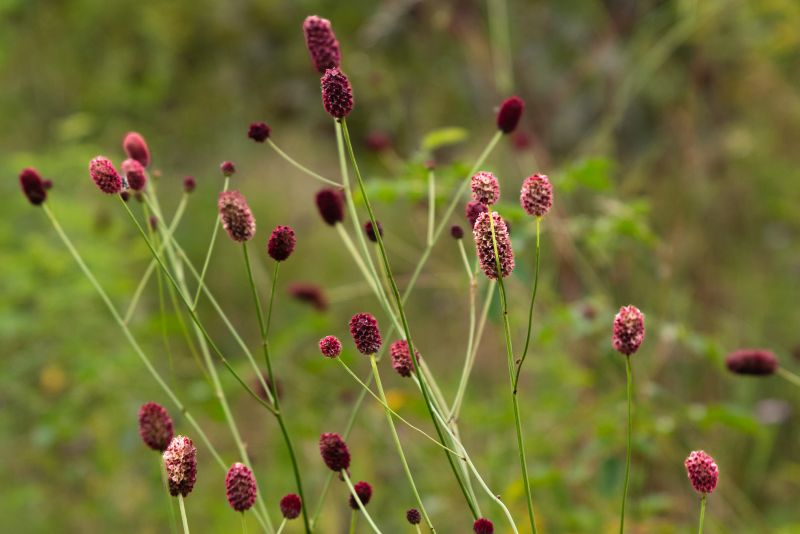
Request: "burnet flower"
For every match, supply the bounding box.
[473,211,514,280]
[225,463,258,512]
[163,436,197,497]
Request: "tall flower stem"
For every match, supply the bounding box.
[177,495,191,534]
[242,246,311,534]
[348,510,358,534]
[427,168,436,246]
[487,0,514,93]
[241,513,249,534]
[619,355,633,534]
[191,176,229,307]
[369,355,436,531]
[513,217,541,392]
[778,367,800,388]
[159,458,179,534]
[341,470,382,534]
[275,519,286,534]
[268,139,339,187]
[697,494,707,534]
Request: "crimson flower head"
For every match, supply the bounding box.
[303,15,341,73]
[725,349,778,376]
[218,191,256,242]
[220,161,237,177]
[406,509,421,525]
[280,493,302,520]
[248,122,271,143]
[268,225,296,261]
[183,176,196,193]
[123,131,151,167]
[451,225,464,239]
[226,463,257,512]
[315,188,345,225]
[319,335,342,358]
[496,96,525,134]
[684,450,719,495]
[19,167,48,206]
[348,481,373,510]
[390,340,419,378]
[473,211,515,279]
[471,171,500,206]
[319,432,350,472]
[89,156,124,194]
[466,200,488,228]
[473,518,494,534]
[163,436,197,497]
[138,402,174,452]
[121,158,147,191]
[612,305,645,356]
[289,283,328,311]
[364,220,383,242]
[349,313,382,355]
[520,174,553,218]
[321,68,354,120]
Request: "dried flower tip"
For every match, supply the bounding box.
[321,68,353,120]
[319,336,342,358]
[390,340,420,378]
[725,349,778,376]
[319,432,350,472]
[612,305,645,356]
[121,158,147,191]
[465,200,488,228]
[89,156,124,194]
[220,161,237,177]
[303,15,341,74]
[248,122,271,143]
[406,508,421,525]
[183,176,196,193]
[149,215,159,232]
[473,518,494,534]
[520,173,553,218]
[268,225,296,262]
[496,96,524,134]
[218,191,256,242]
[348,481,373,510]
[315,188,345,225]
[138,402,174,452]
[19,167,47,206]
[288,283,328,311]
[123,132,151,167]
[226,463,257,512]
[450,225,464,239]
[471,171,500,206]
[684,450,719,495]
[473,211,515,279]
[364,220,383,242]
[280,493,302,520]
[163,436,197,497]
[349,313,382,355]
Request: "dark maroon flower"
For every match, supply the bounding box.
[303,15,341,74]
[348,481,373,510]
[163,436,197,497]
[390,340,419,378]
[254,373,283,402]
[19,167,47,206]
[225,463,257,512]
[366,131,391,152]
[319,432,350,472]
[138,402,174,452]
[450,225,464,239]
[123,131,151,167]
[248,122,271,143]
[42,179,53,190]
[321,67,353,120]
[684,450,719,495]
[89,156,124,194]
[121,158,147,191]
[120,191,131,202]
[465,200,488,228]
[267,225,296,262]
[149,215,159,232]
[288,283,328,311]
[512,131,532,151]
[471,171,500,206]
[315,188,345,225]
[725,349,778,376]
[221,161,237,177]
[280,493,302,520]
[406,508,421,525]
[520,174,553,218]
[349,313,382,355]
[473,211,514,280]
[473,518,494,534]
[364,220,383,242]
[183,176,196,193]
[496,96,524,134]
[319,336,342,358]
[218,191,256,242]
[612,305,645,356]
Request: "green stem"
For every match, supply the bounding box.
[698,494,707,534]
[427,169,436,246]
[268,139,340,187]
[241,512,248,534]
[275,519,287,534]
[191,176,229,308]
[349,510,358,534]
[177,495,190,534]
[160,457,179,534]
[619,355,633,534]
[342,470,382,534]
[513,217,541,392]
[487,0,514,93]
[778,367,800,388]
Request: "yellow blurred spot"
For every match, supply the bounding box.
[40,364,66,395]
[384,389,407,411]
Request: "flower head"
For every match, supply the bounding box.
[390,340,420,378]
[348,481,373,510]
[123,132,151,167]
[406,509,421,525]
[473,211,515,279]
[121,158,147,191]
[183,176,196,193]
[364,220,383,242]
[366,131,391,152]
[725,349,778,376]
[321,68,354,120]
[268,225,296,261]
[471,171,500,206]
[138,402,174,452]
[248,122,271,143]
[473,518,494,534]
[612,305,645,356]
[349,313,382,355]
[303,15,341,73]
[226,463,258,512]
[120,191,130,202]
[280,493,302,520]
[684,450,719,494]
[220,161,236,177]
[465,200,488,228]
[163,436,197,497]
[19,167,47,206]
[450,225,464,239]
[319,432,350,472]
[319,335,342,358]
[315,188,345,226]
[288,283,328,311]
[89,156,124,194]
[218,191,256,242]
[520,174,553,218]
[496,96,525,134]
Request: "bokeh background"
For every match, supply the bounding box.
[3,0,800,532]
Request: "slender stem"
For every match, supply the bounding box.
[427,169,435,246]
[457,240,474,280]
[619,355,633,534]
[341,471,382,534]
[144,202,175,381]
[697,494,707,534]
[349,510,358,534]
[241,512,248,534]
[177,495,190,534]
[487,0,514,93]
[275,519,286,534]
[268,139,340,187]
[192,176,229,307]
[778,367,800,388]
[514,217,542,392]
[160,457,179,534]
[415,526,422,534]
[266,261,279,338]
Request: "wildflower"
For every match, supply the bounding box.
[473,211,514,279]
[319,432,350,472]
[248,122,271,143]
[684,450,719,494]
[364,220,383,242]
[163,436,197,497]
[520,174,553,218]
[89,156,124,194]
[349,313,382,355]
[288,283,328,311]
[406,509,421,525]
[319,336,342,358]
[220,161,237,177]
[725,349,778,376]
[218,191,256,242]
[42,179,53,190]
[280,493,302,520]
[138,402,174,452]
[366,131,391,152]
[19,167,47,206]
[390,340,419,378]
[183,176,196,193]
[321,67,353,120]
[496,96,524,134]
[315,188,345,225]
[226,463,257,512]
[120,191,130,202]
[348,481,373,510]
[465,200,488,228]
[123,132,151,167]
[471,171,500,206]
[267,225,296,262]
[121,159,147,191]
[303,15,341,73]
[612,305,645,356]
[450,225,464,239]
[473,518,494,534]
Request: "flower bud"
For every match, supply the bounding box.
[218,191,256,242]
[319,432,350,472]
[248,122,271,143]
[348,481,373,510]
[280,493,302,520]
[496,96,524,134]
[473,211,514,279]
[471,171,500,206]
[520,174,553,218]
[473,518,494,534]
[226,463,257,512]
[123,132,151,167]
[684,450,719,495]
[121,158,147,191]
[612,305,645,356]
[321,68,354,120]
[19,167,47,206]
[89,156,124,194]
[315,188,345,225]
[390,340,419,378]
[138,402,174,452]
[163,436,197,497]
[725,349,778,376]
[267,225,296,261]
[349,313,382,355]
[303,15,341,73]
[319,336,342,358]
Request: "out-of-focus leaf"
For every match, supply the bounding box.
[421,127,469,151]
[559,158,614,193]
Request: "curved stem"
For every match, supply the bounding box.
[778,367,800,388]
[159,457,179,534]
[619,355,633,534]
[342,471,382,534]
[697,494,707,534]
[514,217,541,392]
[268,139,340,187]
[177,495,190,534]
[427,169,436,246]
[275,519,287,534]
[191,176,229,308]
[349,510,358,534]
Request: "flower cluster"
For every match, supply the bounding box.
[473,211,515,279]
[612,305,645,356]
[163,436,197,497]
[225,463,257,512]
[138,402,174,452]
[684,450,719,494]
[349,313,382,355]
[218,191,256,242]
[319,432,350,472]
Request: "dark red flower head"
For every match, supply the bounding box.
[684,450,719,495]
[303,15,341,74]
[319,335,342,358]
[390,340,420,378]
[19,167,47,206]
[319,432,350,472]
[612,305,645,356]
[315,188,345,225]
[725,349,778,376]
[349,313,382,355]
[138,402,174,452]
[473,518,494,534]
[473,211,515,279]
[496,96,524,134]
[226,463,258,512]
[466,200,488,228]
[364,220,383,242]
[348,481,373,510]
[248,122,271,143]
[123,132,151,168]
[321,68,354,120]
[149,215,159,232]
[120,191,131,202]
[121,158,147,191]
[471,171,500,206]
[163,435,197,497]
[366,131,391,152]
[221,161,237,177]
[89,156,124,194]
[406,508,421,525]
[280,493,302,520]
[42,179,53,190]
[218,191,256,242]
[288,283,328,311]
[183,176,196,193]
[520,174,553,218]
[450,225,464,239]
[268,225,296,261]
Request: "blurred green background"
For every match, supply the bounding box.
[3,0,800,532]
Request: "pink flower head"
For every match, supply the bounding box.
[89,156,124,194]
[520,174,553,218]
[218,191,256,242]
[280,493,302,520]
[121,158,147,191]
[364,220,383,242]
[123,131,151,167]
[684,450,719,494]
[138,402,174,452]
[319,432,350,472]
[303,15,341,73]
[349,313,382,355]
[248,122,271,143]
[163,436,197,497]
[466,200,488,228]
[226,462,257,512]
[406,509,421,525]
[473,518,494,534]
[288,283,328,311]
[348,481,373,510]
[612,305,645,356]
[725,349,778,376]
[321,68,353,120]
[471,171,500,206]
[496,96,525,134]
[319,335,342,358]
[473,211,515,279]
[19,167,47,206]
[220,161,236,177]
[390,340,420,378]
[315,188,345,226]
[183,176,196,193]
[268,225,296,262]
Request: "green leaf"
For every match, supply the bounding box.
[421,127,469,151]
[560,158,614,193]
